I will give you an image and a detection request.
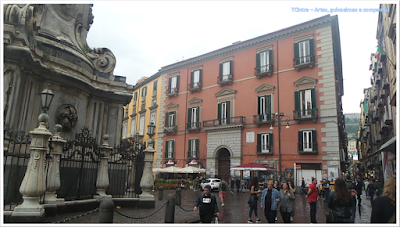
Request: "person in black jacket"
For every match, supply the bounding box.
[194,185,219,223]
[367,180,375,204]
[328,178,356,223]
[374,179,383,197]
[344,175,357,222]
[354,179,362,206]
[235,178,240,193]
[371,177,396,223]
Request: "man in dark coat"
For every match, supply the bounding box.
[235,178,240,193]
[194,185,219,223]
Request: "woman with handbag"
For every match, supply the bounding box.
[279,182,295,223]
[248,177,261,223]
[327,178,356,223]
[371,177,396,223]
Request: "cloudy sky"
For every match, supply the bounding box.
[87,1,392,114]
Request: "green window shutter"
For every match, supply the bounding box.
[256,53,260,73]
[218,103,221,125]
[176,76,180,90]
[199,69,203,83]
[219,63,223,78]
[172,140,175,158]
[165,140,169,157]
[257,134,261,153]
[188,108,192,124]
[165,112,169,127]
[191,71,194,85]
[173,111,176,126]
[134,92,137,100]
[269,50,273,66]
[257,96,262,122]
[196,139,199,152]
[309,39,315,61]
[311,88,317,117]
[312,130,317,151]
[168,77,172,91]
[294,91,300,114]
[298,131,303,151]
[229,61,233,75]
[226,101,231,124]
[188,139,192,152]
[153,81,157,90]
[294,43,300,65]
[196,107,200,123]
[266,95,271,120]
[269,133,273,146]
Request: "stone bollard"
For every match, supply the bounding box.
[98,199,114,223]
[164,194,175,223]
[94,135,112,200]
[158,186,164,201]
[175,188,181,205]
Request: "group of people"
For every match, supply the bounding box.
[193,175,396,224]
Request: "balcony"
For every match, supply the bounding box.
[383,77,390,89]
[293,108,318,122]
[293,55,315,71]
[256,144,273,155]
[163,125,177,134]
[165,152,175,159]
[298,143,318,154]
[152,89,157,97]
[203,116,245,131]
[188,82,202,93]
[380,54,387,63]
[187,150,198,159]
[254,65,273,78]
[186,122,201,132]
[217,74,233,86]
[166,87,179,98]
[378,63,383,74]
[253,114,274,126]
[141,96,146,102]
[371,89,378,102]
[375,74,381,84]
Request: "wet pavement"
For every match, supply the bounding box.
[43,189,373,224]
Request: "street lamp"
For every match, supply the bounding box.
[147,122,155,139]
[134,132,140,144]
[40,84,54,113]
[270,113,291,182]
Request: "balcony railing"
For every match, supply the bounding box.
[253,114,274,126]
[166,87,179,98]
[293,55,315,71]
[203,116,245,129]
[293,109,318,122]
[217,74,233,86]
[163,125,177,134]
[298,143,318,154]
[165,152,174,159]
[187,151,198,159]
[256,145,273,155]
[186,122,201,132]
[188,82,202,93]
[254,65,273,78]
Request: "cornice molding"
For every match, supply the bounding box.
[215,88,237,97]
[189,97,203,104]
[167,102,179,109]
[255,84,275,93]
[294,76,318,89]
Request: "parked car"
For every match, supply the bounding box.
[200,178,221,191]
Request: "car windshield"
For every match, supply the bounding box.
[204,180,211,183]
[214,180,220,183]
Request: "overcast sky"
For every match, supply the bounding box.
[87,1,393,114]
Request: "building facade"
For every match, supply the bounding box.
[153,15,346,186]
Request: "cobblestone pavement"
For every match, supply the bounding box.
[43,189,373,224]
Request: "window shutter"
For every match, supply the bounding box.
[219,63,223,78]
[199,69,203,84]
[187,108,192,124]
[294,91,300,113]
[134,92,137,100]
[312,130,317,151]
[165,141,169,157]
[196,107,200,123]
[294,43,300,65]
[218,103,221,125]
[269,133,273,146]
[256,53,260,73]
[190,71,194,85]
[196,139,199,152]
[176,76,180,89]
[226,101,231,124]
[153,81,157,90]
[172,140,175,158]
[168,77,172,91]
[257,134,261,153]
[266,95,271,120]
[257,96,262,122]
[188,139,192,152]
[298,131,303,151]
[311,88,317,117]
[309,39,315,61]
[165,112,169,127]
[173,111,176,126]
[269,50,273,67]
[229,61,233,76]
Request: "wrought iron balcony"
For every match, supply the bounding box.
[298,143,318,154]
[375,74,381,84]
[188,82,202,93]
[166,87,179,98]
[383,77,390,89]
[187,150,198,159]
[163,125,177,134]
[253,114,274,126]
[256,145,273,155]
[203,116,245,130]
[293,55,315,71]
[165,152,174,159]
[254,65,273,78]
[186,122,201,132]
[293,109,318,122]
[217,74,233,86]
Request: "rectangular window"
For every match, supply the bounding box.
[153,80,158,91]
[300,89,312,117]
[132,107,136,113]
[122,122,128,139]
[258,95,271,121]
[191,107,197,127]
[139,116,145,135]
[152,98,157,106]
[257,133,273,154]
[218,101,231,125]
[303,131,312,151]
[188,139,199,158]
[222,61,230,79]
[169,113,175,126]
[142,87,147,97]
[130,119,136,135]
[298,40,310,64]
[259,51,270,72]
[166,140,174,159]
[134,92,137,101]
[261,133,269,153]
[171,77,177,90]
[150,112,157,125]
[221,102,227,124]
[193,70,200,87]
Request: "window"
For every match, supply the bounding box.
[122,122,128,139]
[139,115,145,135]
[257,133,273,153]
[294,39,314,65]
[256,50,273,73]
[134,92,137,101]
[132,107,136,114]
[142,87,147,97]
[188,107,200,128]
[218,101,230,125]
[188,139,199,158]
[294,88,316,118]
[169,76,180,93]
[150,112,157,125]
[165,140,174,159]
[258,95,271,121]
[152,98,157,107]
[153,80,158,91]
[165,111,176,126]
[298,130,317,152]
[124,108,129,118]
[130,119,136,135]
[222,61,231,80]
[192,70,201,87]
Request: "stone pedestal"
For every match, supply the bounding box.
[139,138,155,200]
[94,135,112,200]
[12,114,53,222]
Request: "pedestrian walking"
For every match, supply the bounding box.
[374,179,383,197]
[344,175,357,223]
[235,178,240,193]
[193,177,200,191]
[279,182,295,223]
[367,179,376,204]
[219,177,228,207]
[194,185,220,223]
[364,179,370,198]
[260,181,280,223]
[371,177,396,223]
[306,177,318,223]
[318,180,324,199]
[248,177,262,223]
[323,179,330,202]
[241,178,246,193]
[301,177,306,195]
[327,178,356,223]
[180,178,185,190]
[354,179,362,206]
[273,180,281,191]
[287,180,295,222]
[230,177,235,194]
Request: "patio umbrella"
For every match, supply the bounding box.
[230,162,275,171]
[177,166,206,173]
[158,166,183,173]
[152,168,162,173]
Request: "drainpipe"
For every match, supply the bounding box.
[183,67,189,166]
[277,40,282,183]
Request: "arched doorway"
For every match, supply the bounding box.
[218,148,230,181]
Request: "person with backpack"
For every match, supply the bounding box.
[219,177,228,207]
[194,185,219,223]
